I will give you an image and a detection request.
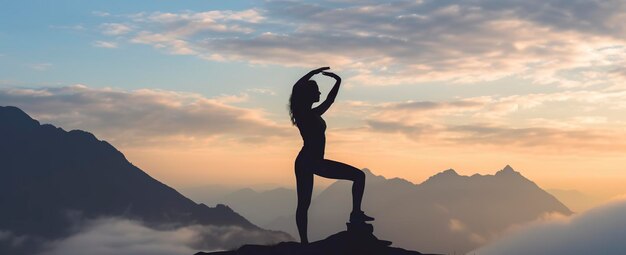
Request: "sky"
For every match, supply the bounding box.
[2,0,626,204]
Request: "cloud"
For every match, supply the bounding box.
[92,41,118,48]
[338,89,626,151]
[100,23,132,35]
[351,89,626,124]
[98,0,626,86]
[49,25,85,31]
[362,120,622,151]
[92,11,111,17]
[356,99,487,122]
[472,199,626,255]
[0,85,290,147]
[131,32,197,55]
[0,230,28,247]
[246,88,276,96]
[444,124,607,148]
[38,218,288,255]
[133,9,264,31]
[3,84,620,152]
[365,119,434,138]
[386,101,484,111]
[28,63,52,71]
[126,9,265,56]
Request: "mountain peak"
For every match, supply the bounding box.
[0,105,39,129]
[442,168,459,175]
[495,165,521,177]
[433,168,459,178]
[420,169,460,185]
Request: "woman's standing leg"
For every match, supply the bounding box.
[295,163,314,244]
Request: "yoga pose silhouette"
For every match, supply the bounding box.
[289,67,374,244]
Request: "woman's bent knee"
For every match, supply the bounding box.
[355,169,365,182]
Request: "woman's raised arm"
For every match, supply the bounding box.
[312,71,341,115]
[296,67,330,86]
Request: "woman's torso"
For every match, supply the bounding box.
[296,111,326,160]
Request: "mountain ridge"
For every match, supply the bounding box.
[0,106,292,254]
[192,164,571,254]
[262,165,571,254]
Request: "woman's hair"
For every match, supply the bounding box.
[289,80,317,126]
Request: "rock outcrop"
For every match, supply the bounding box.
[196,222,441,255]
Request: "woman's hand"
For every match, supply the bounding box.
[311,67,331,74]
[322,71,341,80]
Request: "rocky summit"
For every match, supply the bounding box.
[195,222,441,255]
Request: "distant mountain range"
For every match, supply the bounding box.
[214,188,295,227]
[183,185,331,228]
[0,105,575,255]
[547,189,602,213]
[0,106,291,255]
[206,166,571,254]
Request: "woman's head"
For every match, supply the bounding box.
[289,80,321,125]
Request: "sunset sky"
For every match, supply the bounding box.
[2,0,626,203]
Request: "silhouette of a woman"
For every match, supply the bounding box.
[289,67,374,244]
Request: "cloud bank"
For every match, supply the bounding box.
[3,84,626,152]
[340,88,626,152]
[0,85,290,146]
[472,199,626,255]
[0,230,28,248]
[38,218,286,255]
[96,0,626,86]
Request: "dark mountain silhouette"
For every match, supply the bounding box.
[262,166,571,254]
[0,106,291,254]
[195,222,441,255]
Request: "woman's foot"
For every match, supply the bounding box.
[299,238,309,245]
[350,210,375,223]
